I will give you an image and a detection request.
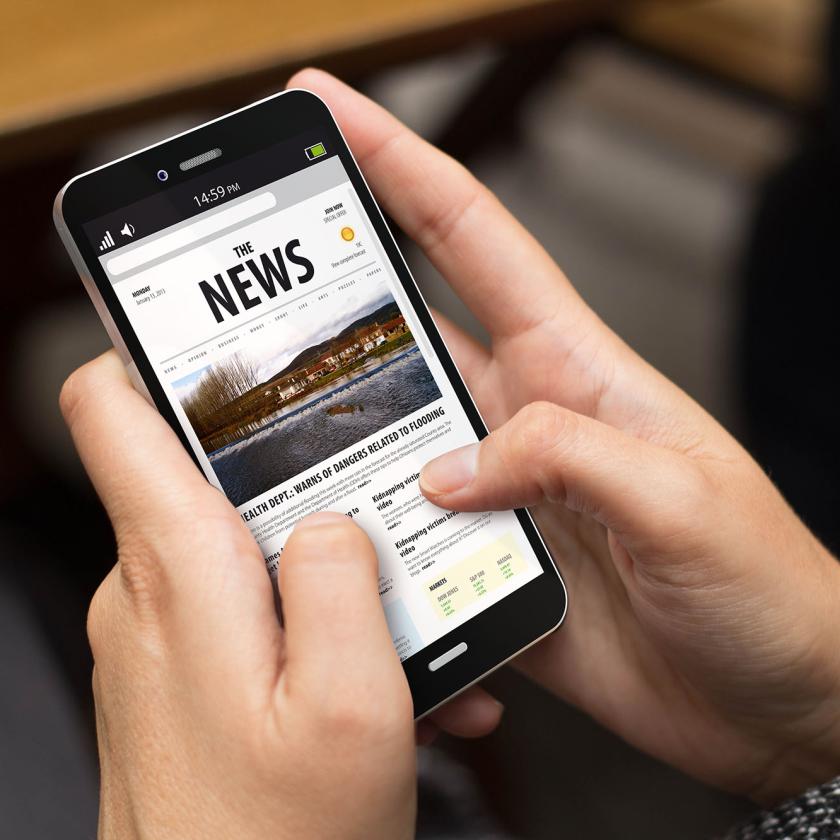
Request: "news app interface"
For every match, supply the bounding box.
[86,134,544,661]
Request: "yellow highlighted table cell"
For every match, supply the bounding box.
[424,532,526,620]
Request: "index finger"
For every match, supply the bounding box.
[63,351,283,695]
[288,69,589,342]
[59,350,219,535]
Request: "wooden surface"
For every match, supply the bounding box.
[2,0,820,165]
[619,0,828,106]
[0,0,612,165]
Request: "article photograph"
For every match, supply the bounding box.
[172,280,441,506]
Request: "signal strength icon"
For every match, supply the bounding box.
[99,230,115,251]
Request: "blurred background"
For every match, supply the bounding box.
[1,0,837,837]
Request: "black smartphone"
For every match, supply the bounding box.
[54,89,567,717]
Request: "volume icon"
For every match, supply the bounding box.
[99,230,115,251]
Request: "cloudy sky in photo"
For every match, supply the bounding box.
[172,272,395,400]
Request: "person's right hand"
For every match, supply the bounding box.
[290,70,840,806]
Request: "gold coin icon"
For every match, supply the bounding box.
[341,226,355,241]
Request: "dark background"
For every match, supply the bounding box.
[1,2,837,837]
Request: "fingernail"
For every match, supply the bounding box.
[294,511,349,531]
[420,443,479,496]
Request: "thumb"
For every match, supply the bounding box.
[419,402,704,547]
[279,512,407,700]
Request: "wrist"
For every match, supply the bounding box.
[750,729,840,806]
[749,546,840,805]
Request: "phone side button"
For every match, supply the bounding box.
[428,642,468,672]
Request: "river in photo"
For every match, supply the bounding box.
[209,346,442,506]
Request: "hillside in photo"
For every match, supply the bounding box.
[269,300,401,384]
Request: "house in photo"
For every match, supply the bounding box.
[357,324,388,353]
[276,378,305,401]
[317,350,339,369]
[305,362,329,383]
[381,315,407,337]
[338,342,360,362]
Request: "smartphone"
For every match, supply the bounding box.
[54,89,567,717]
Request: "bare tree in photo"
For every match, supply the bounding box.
[182,353,260,438]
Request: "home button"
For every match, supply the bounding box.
[428,642,468,672]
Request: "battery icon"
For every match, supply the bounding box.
[305,142,326,160]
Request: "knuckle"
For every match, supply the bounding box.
[183,512,259,561]
[58,365,89,426]
[513,401,575,457]
[315,689,404,744]
[113,515,256,616]
[86,574,116,662]
[91,666,102,706]
[115,540,168,616]
[380,682,415,734]
[505,402,577,504]
[59,354,113,427]
[319,697,372,737]
[675,460,713,510]
[404,147,488,253]
[658,460,715,541]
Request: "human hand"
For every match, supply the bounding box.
[59,352,497,839]
[289,70,840,804]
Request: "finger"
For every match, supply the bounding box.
[429,307,491,393]
[280,512,408,701]
[59,350,226,537]
[419,401,703,551]
[428,306,512,428]
[425,686,504,738]
[430,308,507,429]
[288,69,592,342]
[64,352,279,690]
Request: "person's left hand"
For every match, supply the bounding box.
[60,351,501,838]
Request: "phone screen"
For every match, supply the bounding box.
[81,130,546,662]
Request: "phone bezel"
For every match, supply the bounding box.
[55,88,567,718]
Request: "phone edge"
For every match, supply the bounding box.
[52,86,569,719]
